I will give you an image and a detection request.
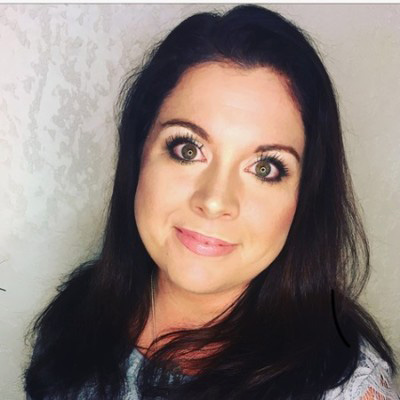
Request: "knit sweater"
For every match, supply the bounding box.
[28,339,400,399]
[86,339,400,399]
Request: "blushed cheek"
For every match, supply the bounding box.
[135,162,183,225]
[283,200,297,225]
[135,177,152,216]
[261,198,298,245]
[135,167,158,224]
[137,161,166,205]
[276,201,298,242]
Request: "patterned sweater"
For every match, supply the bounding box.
[28,339,400,399]
[122,339,400,400]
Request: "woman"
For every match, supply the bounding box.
[24,5,399,400]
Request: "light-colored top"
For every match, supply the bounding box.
[121,339,400,400]
[31,339,400,399]
[322,339,400,399]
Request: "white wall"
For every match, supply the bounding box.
[1,4,399,398]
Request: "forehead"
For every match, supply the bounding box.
[155,62,304,156]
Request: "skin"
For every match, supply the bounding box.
[134,62,305,351]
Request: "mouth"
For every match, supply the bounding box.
[174,226,237,247]
[174,226,238,257]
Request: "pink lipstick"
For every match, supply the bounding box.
[175,227,238,257]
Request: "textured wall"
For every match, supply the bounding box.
[1,4,399,398]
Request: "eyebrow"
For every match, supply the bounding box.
[160,118,301,164]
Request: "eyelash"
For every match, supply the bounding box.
[164,132,290,184]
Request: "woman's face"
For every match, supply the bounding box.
[134,62,305,296]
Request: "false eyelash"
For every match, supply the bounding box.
[164,133,290,183]
[165,132,203,151]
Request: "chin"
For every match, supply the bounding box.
[165,265,225,295]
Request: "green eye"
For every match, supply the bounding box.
[255,161,272,178]
[165,133,204,164]
[253,154,289,184]
[181,143,198,161]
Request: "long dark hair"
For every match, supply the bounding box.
[24,5,398,399]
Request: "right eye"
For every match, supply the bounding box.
[165,133,205,164]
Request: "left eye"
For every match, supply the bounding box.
[248,154,289,183]
[252,159,280,180]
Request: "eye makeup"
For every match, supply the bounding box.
[160,118,301,164]
[164,131,290,184]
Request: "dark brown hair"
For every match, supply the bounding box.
[25,5,398,399]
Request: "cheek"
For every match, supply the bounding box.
[134,165,172,254]
[134,161,187,225]
[135,177,156,224]
[251,195,298,244]
[135,166,164,220]
[277,201,297,231]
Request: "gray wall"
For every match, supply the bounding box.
[1,4,399,398]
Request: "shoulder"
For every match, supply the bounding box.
[324,339,400,400]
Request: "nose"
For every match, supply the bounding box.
[190,161,240,220]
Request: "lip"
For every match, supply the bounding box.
[175,227,236,246]
[174,227,238,257]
